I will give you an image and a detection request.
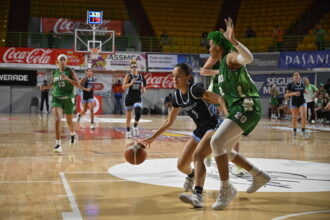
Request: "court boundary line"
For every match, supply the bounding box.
[272,210,330,220]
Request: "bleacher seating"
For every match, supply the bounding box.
[0,0,10,46]
[30,0,129,20]
[141,0,224,54]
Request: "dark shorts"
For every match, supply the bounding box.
[192,117,224,142]
[125,96,142,111]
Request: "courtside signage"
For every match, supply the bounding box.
[0,69,37,86]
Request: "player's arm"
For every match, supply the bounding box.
[122,74,134,90]
[200,56,219,76]
[79,77,91,92]
[285,84,300,97]
[203,90,228,116]
[140,107,180,147]
[61,69,81,88]
[141,74,147,93]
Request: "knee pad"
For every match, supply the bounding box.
[210,134,227,157]
[134,106,142,121]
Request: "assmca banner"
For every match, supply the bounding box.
[279,51,330,69]
[250,73,316,97]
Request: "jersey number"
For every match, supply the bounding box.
[234,112,247,123]
[58,81,66,88]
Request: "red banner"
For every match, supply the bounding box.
[0,47,84,66]
[143,72,174,89]
[76,95,102,115]
[41,17,123,36]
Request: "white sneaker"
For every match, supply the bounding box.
[179,192,203,208]
[69,135,78,144]
[246,170,270,194]
[311,120,315,124]
[292,132,297,139]
[76,114,81,122]
[205,155,212,167]
[90,123,96,130]
[53,145,63,153]
[133,127,139,136]
[302,131,309,139]
[126,131,132,139]
[212,183,237,210]
[183,176,194,192]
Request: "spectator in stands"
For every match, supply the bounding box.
[316,94,330,123]
[316,83,327,97]
[39,80,50,113]
[160,31,170,46]
[324,79,330,96]
[304,77,318,124]
[269,84,279,119]
[201,32,209,48]
[245,26,256,38]
[277,97,291,120]
[314,25,326,51]
[272,25,284,51]
[163,93,173,115]
[112,79,124,114]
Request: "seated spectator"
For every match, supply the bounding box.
[316,83,327,97]
[163,93,173,115]
[245,26,256,38]
[160,31,170,46]
[324,79,330,96]
[277,97,291,120]
[316,94,330,123]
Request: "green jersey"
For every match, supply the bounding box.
[217,55,259,109]
[304,84,318,103]
[52,67,75,98]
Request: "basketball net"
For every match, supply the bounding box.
[89,48,100,60]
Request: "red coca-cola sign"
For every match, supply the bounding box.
[0,47,85,66]
[144,72,174,89]
[41,17,123,36]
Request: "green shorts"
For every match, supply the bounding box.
[227,98,261,136]
[51,96,75,114]
[269,97,278,106]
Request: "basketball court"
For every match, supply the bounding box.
[0,114,329,219]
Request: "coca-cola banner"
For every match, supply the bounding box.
[144,72,174,89]
[0,47,84,66]
[41,17,123,36]
[0,69,37,86]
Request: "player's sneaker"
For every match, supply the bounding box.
[246,170,270,194]
[205,155,212,167]
[126,131,132,139]
[90,123,96,130]
[302,131,309,139]
[70,135,78,144]
[292,131,297,139]
[183,176,194,192]
[53,145,63,153]
[76,114,81,122]
[231,165,246,177]
[212,183,237,210]
[133,127,139,136]
[179,192,203,208]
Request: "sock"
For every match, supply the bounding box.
[302,128,305,132]
[221,179,229,187]
[194,186,203,194]
[249,166,260,176]
[293,128,297,133]
[127,127,130,132]
[56,140,61,145]
[188,169,194,178]
[91,120,94,124]
[134,122,138,128]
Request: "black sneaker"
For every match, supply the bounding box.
[70,135,77,144]
[76,114,81,122]
[53,145,63,153]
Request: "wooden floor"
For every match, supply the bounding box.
[0,114,329,220]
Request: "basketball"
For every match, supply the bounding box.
[124,142,147,165]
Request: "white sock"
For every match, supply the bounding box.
[249,166,260,176]
[56,140,61,145]
[221,179,230,188]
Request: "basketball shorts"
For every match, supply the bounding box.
[227,98,261,136]
[193,117,223,142]
[51,96,75,114]
[125,97,142,111]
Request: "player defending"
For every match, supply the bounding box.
[122,60,146,138]
[201,18,270,210]
[41,54,81,153]
[76,68,96,130]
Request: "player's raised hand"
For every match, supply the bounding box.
[223,17,236,44]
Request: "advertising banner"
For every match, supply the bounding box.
[0,47,84,66]
[177,54,200,73]
[144,72,174,89]
[250,73,316,97]
[0,69,37,86]
[279,51,330,69]
[41,17,123,36]
[247,53,279,71]
[147,54,178,71]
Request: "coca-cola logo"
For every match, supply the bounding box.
[144,73,174,89]
[3,48,52,64]
[53,18,111,34]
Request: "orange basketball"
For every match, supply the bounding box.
[124,142,147,165]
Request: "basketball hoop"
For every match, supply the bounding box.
[89,48,100,60]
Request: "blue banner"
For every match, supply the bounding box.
[250,73,316,97]
[279,51,330,69]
